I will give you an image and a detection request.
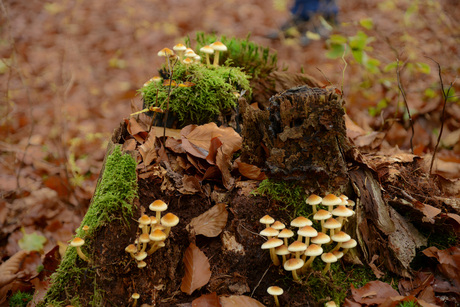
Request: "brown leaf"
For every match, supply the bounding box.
[216,147,234,190]
[206,137,223,165]
[219,295,265,307]
[236,162,266,180]
[421,204,441,223]
[0,250,28,287]
[188,203,228,237]
[181,175,202,194]
[165,137,185,154]
[181,123,242,159]
[139,129,158,166]
[350,281,399,305]
[192,292,222,307]
[122,138,137,152]
[125,118,149,143]
[181,243,211,295]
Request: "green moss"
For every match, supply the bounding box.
[41,146,137,306]
[140,57,251,125]
[9,291,33,307]
[252,179,307,217]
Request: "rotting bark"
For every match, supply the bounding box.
[240,85,354,193]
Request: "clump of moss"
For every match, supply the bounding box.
[41,146,137,306]
[252,179,307,217]
[190,32,278,80]
[9,291,33,307]
[140,61,251,125]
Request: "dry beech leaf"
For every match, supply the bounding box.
[206,137,223,165]
[350,281,399,305]
[216,147,234,190]
[188,203,228,237]
[219,295,265,307]
[236,162,266,180]
[0,250,28,287]
[125,118,148,143]
[139,129,158,166]
[181,243,211,295]
[192,292,221,307]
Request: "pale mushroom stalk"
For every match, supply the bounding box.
[76,246,88,262]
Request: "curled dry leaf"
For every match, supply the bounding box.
[236,161,266,180]
[350,281,399,305]
[187,203,228,237]
[192,292,221,307]
[139,129,158,166]
[0,250,28,287]
[181,243,212,295]
[219,295,265,307]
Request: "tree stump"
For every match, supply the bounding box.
[240,85,354,193]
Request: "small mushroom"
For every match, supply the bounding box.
[259,215,275,228]
[149,200,168,222]
[138,214,151,235]
[261,238,283,266]
[125,244,137,258]
[147,228,167,255]
[278,228,295,246]
[288,241,307,260]
[311,232,331,247]
[297,225,317,246]
[160,213,179,237]
[210,41,227,66]
[283,258,304,280]
[330,231,351,252]
[70,237,88,262]
[267,286,283,307]
[200,45,214,66]
[275,245,290,265]
[137,260,147,269]
[131,293,140,307]
[306,194,322,214]
[313,210,332,233]
[173,43,187,60]
[259,227,279,239]
[301,243,323,270]
[157,47,174,68]
[139,233,150,253]
[341,239,357,255]
[290,216,312,241]
[331,205,354,232]
[322,194,342,212]
[321,252,338,274]
[323,218,342,237]
[271,221,286,231]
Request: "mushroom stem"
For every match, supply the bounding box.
[213,51,220,66]
[270,248,280,266]
[323,263,331,274]
[331,242,343,252]
[205,54,211,66]
[312,205,317,214]
[303,256,317,270]
[321,220,326,233]
[273,295,280,307]
[76,246,88,262]
[291,269,300,280]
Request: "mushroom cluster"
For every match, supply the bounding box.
[259,194,357,279]
[125,199,179,268]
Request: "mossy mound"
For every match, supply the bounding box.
[41,146,137,306]
[140,59,251,126]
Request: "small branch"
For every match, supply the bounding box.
[425,56,456,176]
[396,59,414,153]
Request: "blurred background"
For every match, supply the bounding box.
[0,0,459,257]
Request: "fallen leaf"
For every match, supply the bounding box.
[206,137,223,165]
[122,138,137,152]
[180,243,211,295]
[188,203,228,237]
[0,250,28,288]
[181,175,202,194]
[125,117,149,143]
[192,292,221,307]
[18,228,47,252]
[216,147,234,190]
[368,254,385,279]
[139,129,158,166]
[219,295,265,307]
[236,162,266,180]
[350,281,399,305]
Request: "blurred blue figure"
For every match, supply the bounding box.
[267,0,339,46]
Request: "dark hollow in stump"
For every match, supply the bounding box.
[240,85,354,192]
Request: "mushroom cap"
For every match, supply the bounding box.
[267,286,284,296]
[275,245,290,256]
[138,214,151,226]
[290,216,312,228]
[82,225,90,231]
[325,301,337,307]
[261,238,283,250]
[134,251,148,261]
[332,205,354,217]
[139,233,150,244]
[306,194,322,205]
[259,215,275,225]
[298,225,318,238]
[200,45,214,54]
[339,194,348,201]
[321,252,338,263]
[323,218,342,230]
[183,58,194,65]
[70,237,85,247]
[161,213,179,227]
[271,221,285,230]
[311,232,331,245]
[210,41,227,51]
[150,76,162,83]
[313,209,332,221]
[150,229,167,242]
[346,199,356,207]
[278,228,295,239]
[342,239,357,249]
[331,231,351,243]
[150,216,158,225]
[260,227,279,237]
[149,200,168,212]
[158,47,174,57]
[137,261,147,268]
[304,244,323,257]
[332,250,344,259]
[288,241,307,253]
[283,258,304,271]
[184,50,197,58]
[322,194,342,207]
[173,43,187,51]
[125,244,137,254]
[131,293,140,299]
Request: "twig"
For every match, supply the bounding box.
[396,59,414,153]
[162,57,178,139]
[251,264,271,297]
[424,56,456,176]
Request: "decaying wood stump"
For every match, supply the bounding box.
[240,85,354,193]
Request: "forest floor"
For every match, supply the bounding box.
[0,0,459,306]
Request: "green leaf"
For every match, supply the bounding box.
[326,44,346,59]
[18,228,47,252]
[328,34,347,45]
[415,62,431,74]
[384,61,398,72]
[424,88,436,99]
[359,18,374,30]
[349,31,371,51]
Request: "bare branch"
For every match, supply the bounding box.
[396,59,414,153]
